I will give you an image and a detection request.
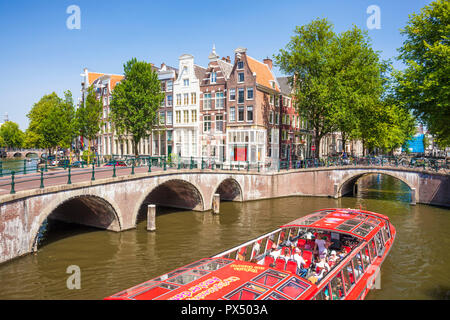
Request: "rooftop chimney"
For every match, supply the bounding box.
[263,58,273,70]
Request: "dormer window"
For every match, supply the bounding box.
[237,61,244,69]
[211,72,217,84]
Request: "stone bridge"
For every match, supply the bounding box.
[0,166,448,264]
[3,150,45,159]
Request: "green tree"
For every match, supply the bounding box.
[0,121,24,149]
[274,19,339,158]
[395,0,450,146]
[332,26,385,152]
[25,91,76,155]
[274,19,386,158]
[76,86,103,163]
[110,58,164,157]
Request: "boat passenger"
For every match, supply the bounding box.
[270,244,282,260]
[316,268,328,282]
[331,277,345,300]
[292,248,308,278]
[316,257,331,273]
[328,250,339,267]
[279,247,291,261]
[314,235,328,259]
[338,248,347,260]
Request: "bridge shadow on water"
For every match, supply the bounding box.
[36,218,101,249]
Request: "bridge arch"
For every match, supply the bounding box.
[25,152,38,158]
[336,170,417,201]
[133,178,206,226]
[212,178,243,204]
[30,193,123,251]
[13,152,22,158]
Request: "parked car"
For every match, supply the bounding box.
[57,159,70,167]
[103,160,127,167]
[71,160,87,168]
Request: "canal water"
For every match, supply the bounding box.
[0,158,40,176]
[0,174,448,300]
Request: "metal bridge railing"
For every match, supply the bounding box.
[0,155,448,195]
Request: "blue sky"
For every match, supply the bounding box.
[0,0,431,130]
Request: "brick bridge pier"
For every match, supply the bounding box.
[0,166,448,264]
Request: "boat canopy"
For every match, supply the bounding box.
[105,258,317,300]
[281,208,389,241]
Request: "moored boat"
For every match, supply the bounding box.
[105,208,395,300]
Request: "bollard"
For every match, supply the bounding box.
[164,159,167,171]
[148,159,152,173]
[23,159,27,175]
[67,166,72,184]
[113,163,117,177]
[131,161,135,175]
[212,194,220,214]
[0,161,2,177]
[10,171,15,194]
[91,164,95,181]
[40,168,44,189]
[147,204,156,231]
[410,188,416,205]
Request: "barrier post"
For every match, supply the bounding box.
[91,164,95,181]
[40,168,44,189]
[67,166,72,184]
[10,171,15,194]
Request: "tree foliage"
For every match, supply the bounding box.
[75,86,103,161]
[275,18,416,156]
[0,121,24,149]
[274,19,340,157]
[395,0,450,146]
[110,58,164,156]
[25,91,76,151]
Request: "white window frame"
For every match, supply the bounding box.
[247,87,254,100]
[238,72,245,83]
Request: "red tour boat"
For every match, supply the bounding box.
[105,208,395,300]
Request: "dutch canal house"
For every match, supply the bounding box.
[82,63,177,158]
[199,45,233,164]
[277,76,314,162]
[81,46,364,164]
[155,63,178,157]
[172,54,206,159]
[81,68,125,156]
[225,47,281,168]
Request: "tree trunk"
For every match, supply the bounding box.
[314,136,321,159]
[133,139,139,158]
